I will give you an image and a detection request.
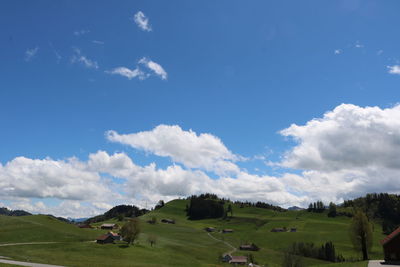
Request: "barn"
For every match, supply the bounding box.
[381,227,400,262]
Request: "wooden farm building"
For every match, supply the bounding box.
[271,228,285,232]
[239,243,259,251]
[229,256,247,265]
[100,223,118,230]
[108,231,122,241]
[381,227,400,262]
[161,219,175,224]
[96,234,115,244]
[77,224,92,229]
[205,227,216,232]
[222,229,234,233]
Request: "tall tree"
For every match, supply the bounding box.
[121,218,141,246]
[349,210,373,260]
[327,202,337,217]
[227,204,233,217]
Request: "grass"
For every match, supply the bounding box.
[0,200,386,266]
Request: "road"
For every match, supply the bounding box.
[0,258,66,267]
[369,260,400,267]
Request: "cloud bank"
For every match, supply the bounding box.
[2,104,400,217]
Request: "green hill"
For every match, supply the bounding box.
[0,199,386,267]
[0,214,100,243]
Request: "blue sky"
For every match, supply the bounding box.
[1,1,400,217]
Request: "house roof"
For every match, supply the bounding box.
[229,256,247,263]
[108,231,120,237]
[101,223,115,227]
[381,227,400,245]
[96,234,112,241]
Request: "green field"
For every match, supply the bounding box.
[0,200,385,267]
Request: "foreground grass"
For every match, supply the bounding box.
[0,200,386,266]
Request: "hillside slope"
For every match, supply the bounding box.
[0,215,99,243]
[0,199,386,267]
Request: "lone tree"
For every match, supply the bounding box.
[121,218,141,246]
[349,210,373,260]
[227,204,233,217]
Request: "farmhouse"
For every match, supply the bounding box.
[96,234,115,244]
[77,224,92,229]
[271,228,285,232]
[229,256,247,265]
[239,243,259,251]
[222,229,234,233]
[161,219,175,224]
[100,223,118,230]
[381,227,400,262]
[290,228,297,232]
[108,231,122,241]
[205,227,216,232]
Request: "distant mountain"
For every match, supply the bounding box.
[68,217,89,223]
[0,207,31,216]
[288,206,304,211]
[85,205,149,224]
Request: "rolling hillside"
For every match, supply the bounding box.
[0,199,386,267]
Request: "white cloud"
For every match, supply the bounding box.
[24,47,39,62]
[0,156,116,201]
[4,104,400,217]
[107,58,167,81]
[354,41,364,48]
[71,48,99,69]
[334,49,342,55]
[74,29,90,36]
[139,57,167,80]
[279,104,400,202]
[106,67,147,80]
[134,11,152,32]
[106,125,239,175]
[387,65,400,75]
[92,40,105,45]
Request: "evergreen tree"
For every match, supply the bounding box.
[327,202,337,217]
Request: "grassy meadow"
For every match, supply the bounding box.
[0,199,386,267]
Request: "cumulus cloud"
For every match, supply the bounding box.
[280,104,400,202]
[106,125,239,175]
[334,49,342,55]
[4,104,400,217]
[71,48,99,69]
[134,11,152,32]
[24,47,39,62]
[388,65,400,75]
[0,156,115,201]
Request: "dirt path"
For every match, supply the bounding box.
[0,258,66,267]
[0,242,59,247]
[207,232,236,255]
